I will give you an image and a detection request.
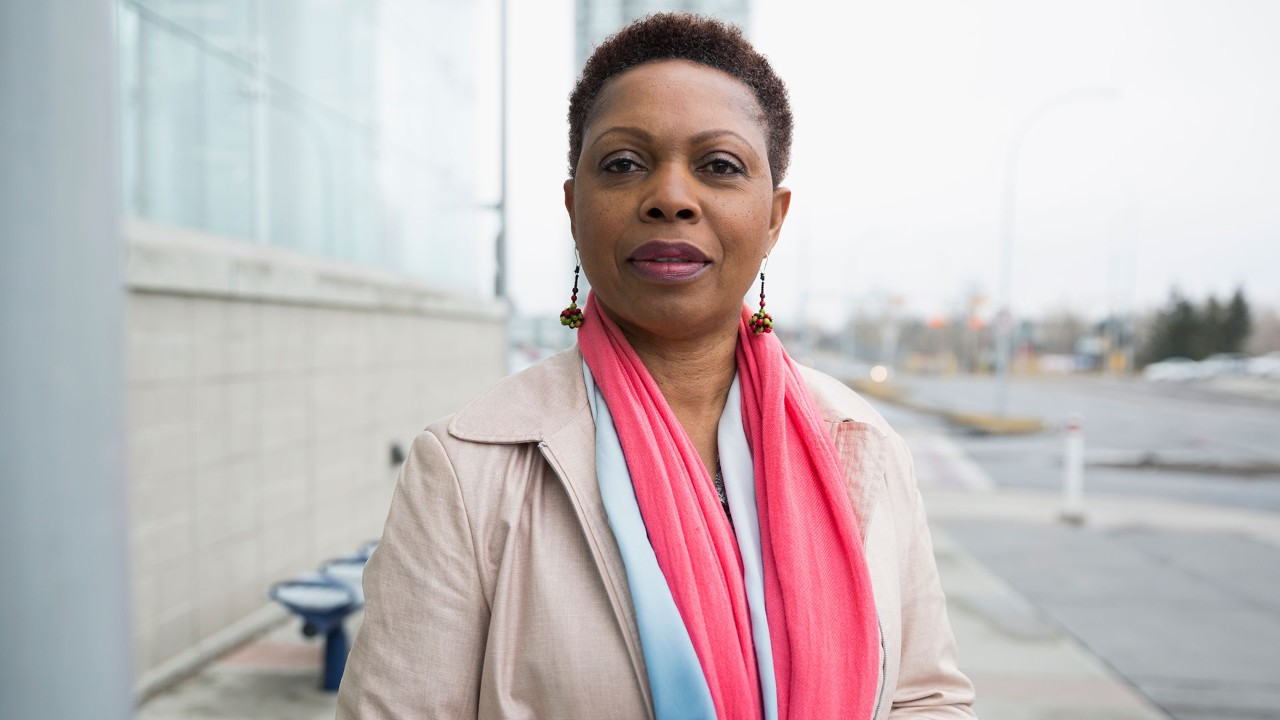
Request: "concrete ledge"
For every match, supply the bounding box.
[134,603,288,704]
[124,219,506,321]
[943,412,1045,436]
[848,379,1046,435]
[1088,451,1280,478]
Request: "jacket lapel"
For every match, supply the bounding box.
[539,409,655,717]
[449,347,654,717]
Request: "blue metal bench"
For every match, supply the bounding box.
[268,540,379,690]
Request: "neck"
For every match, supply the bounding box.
[618,317,740,474]
[631,328,738,409]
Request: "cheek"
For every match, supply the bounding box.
[573,207,622,280]
[577,199,628,253]
[575,187,618,228]
[722,198,774,249]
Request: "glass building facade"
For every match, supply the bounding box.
[117,0,486,293]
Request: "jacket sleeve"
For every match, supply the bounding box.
[888,432,978,718]
[336,429,489,719]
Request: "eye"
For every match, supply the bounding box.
[702,156,745,175]
[602,155,645,173]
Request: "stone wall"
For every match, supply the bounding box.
[123,221,506,695]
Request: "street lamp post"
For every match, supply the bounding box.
[495,0,509,303]
[994,86,1119,416]
[496,0,515,373]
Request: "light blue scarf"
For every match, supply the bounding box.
[584,362,778,720]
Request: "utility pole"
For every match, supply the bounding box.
[995,87,1118,415]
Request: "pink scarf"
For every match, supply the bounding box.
[578,293,880,719]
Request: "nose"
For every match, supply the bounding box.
[641,164,701,222]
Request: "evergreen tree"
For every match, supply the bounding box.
[1167,294,1202,359]
[1141,290,1201,363]
[1140,288,1255,364]
[1222,287,1252,352]
[1199,296,1225,357]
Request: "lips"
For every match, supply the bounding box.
[628,241,711,282]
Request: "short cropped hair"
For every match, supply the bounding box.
[567,13,793,187]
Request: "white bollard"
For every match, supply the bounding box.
[1061,413,1085,524]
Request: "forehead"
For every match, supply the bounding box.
[586,59,767,144]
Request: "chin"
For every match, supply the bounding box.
[633,301,742,342]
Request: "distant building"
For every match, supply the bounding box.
[115,0,505,696]
[574,0,751,71]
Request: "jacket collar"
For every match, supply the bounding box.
[448,346,592,443]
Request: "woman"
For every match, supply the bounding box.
[338,13,974,720]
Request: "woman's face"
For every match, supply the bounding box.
[564,59,791,344]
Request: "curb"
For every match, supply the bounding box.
[847,379,1046,436]
[134,603,289,704]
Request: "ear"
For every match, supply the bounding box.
[563,179,577,240]
[766,186,791,255]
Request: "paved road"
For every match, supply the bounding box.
[899,374,1280,512]
[870,375,1280,720]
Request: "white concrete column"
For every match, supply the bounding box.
[0,1,134,718]
[1061,414,1086,525]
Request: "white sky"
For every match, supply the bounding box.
[477,0,1280,329]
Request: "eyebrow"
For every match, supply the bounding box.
[588,126,758,152]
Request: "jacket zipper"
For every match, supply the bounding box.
[872,612,887,719]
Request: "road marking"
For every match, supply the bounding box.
[902,429,995,492]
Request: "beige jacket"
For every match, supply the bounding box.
[337,347,975,719]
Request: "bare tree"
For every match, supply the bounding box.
[1035,309,1088,355]
[1246,308,1280,354]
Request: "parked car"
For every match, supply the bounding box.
[1143,356,1199,382]
[1248,352,1280,380]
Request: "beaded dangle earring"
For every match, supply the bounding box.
[560,251,584,329]
[748,256,773,335]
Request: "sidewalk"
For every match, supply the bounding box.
[924,484,1280,720]
[908,426,1170,719]
[909,414,1280,720]
[932,526,1166,719]
[134,423,1280,719]
[135,614,356,720]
